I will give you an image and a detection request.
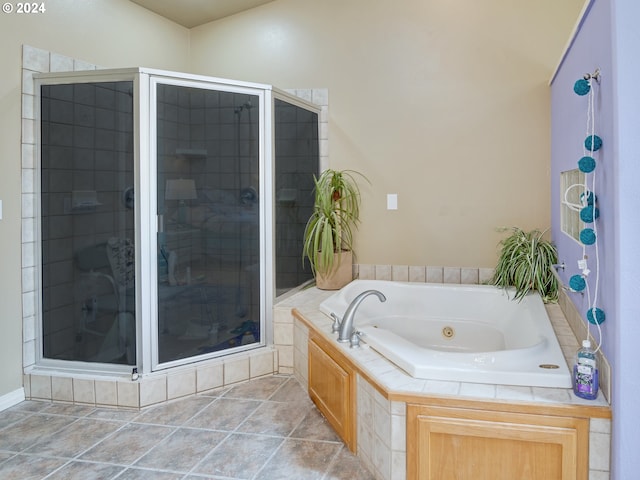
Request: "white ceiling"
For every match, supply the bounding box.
[129,0,276,28]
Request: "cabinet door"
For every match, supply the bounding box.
[308,336,356,451]
[407,405,589,480]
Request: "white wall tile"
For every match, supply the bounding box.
[250,350,274,378]
[73,378,95,404]
[22,118,34,144]
[117,381,139,408]
[391,451,406,480]
[30,374,51,399]
[22,94,34,119]
[23,339,35,368]
[408,266,426,283]
[461,268,479,284]
[426,266,443,283]
[22,290,35,318]
[274,323,293,345]
[22,45,49,71]
[391,265,409,282]
[375,265,392,281]
[197,362,224,393]
[277,345,294,369]
[51,377,73,402]
[357,264,374,280]
[443,267,461,284]
[589,432,611,472]
[479,267,494,284]
[140,375,167,407]
[50,53,74,72]
[22,315,35,342]
[22,192,35,217]
[224,357,249,385]
[167,369,196,400]
[95,380,117,406]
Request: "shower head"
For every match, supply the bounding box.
[234,100,253,115]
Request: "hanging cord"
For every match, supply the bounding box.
[582,78,603,354]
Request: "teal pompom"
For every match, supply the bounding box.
[585,135,602,151]
[580,205,600,223]
[578,156,596,173]
[569,275,586,292]
[580,228,596,245]
[574,79,591,96]
[580,191,596,206]
[587,307,605,325]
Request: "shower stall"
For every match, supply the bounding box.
[36,68,318,374]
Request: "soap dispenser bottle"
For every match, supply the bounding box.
[573,339,599,400]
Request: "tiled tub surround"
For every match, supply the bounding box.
[280,286,612,480]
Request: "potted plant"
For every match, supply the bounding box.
[303,169,367,290]
[492,227,559,302]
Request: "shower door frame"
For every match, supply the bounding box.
[34,68,275,376]
[145,71,272,372]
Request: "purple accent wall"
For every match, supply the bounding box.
[551,0,640,478]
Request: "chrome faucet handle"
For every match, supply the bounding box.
[330,313,342,334]
[350,330,363,348]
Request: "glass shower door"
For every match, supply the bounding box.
[155,82,261,365]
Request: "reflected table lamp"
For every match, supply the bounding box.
[165,178,197,224]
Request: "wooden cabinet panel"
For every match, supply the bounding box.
[407,405,589,480]
[308,334,356,451]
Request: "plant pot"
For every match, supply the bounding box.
[315,250,353,290]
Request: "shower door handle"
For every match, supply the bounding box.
[157,214,164,233]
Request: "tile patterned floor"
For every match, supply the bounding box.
[0,375,375,480]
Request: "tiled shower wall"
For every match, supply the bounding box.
[21,45,103,371]
[40,80,135,361]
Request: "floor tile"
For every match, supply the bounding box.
[43,460,125,480]
[291,407,341,442]
[223,375,288,400]
[0,454,68,480]
[25,418,122,457]
[134,395,214,426]
[194,432,283,479]
[270,377,313,405]
[0,414,77,451]
[257,438,342,480]
[237,400,311,436]
[325,447,377,480]
[118,468,184,479]
[134,427,227,472]
[187,397,261,431]
[80,422,174,465]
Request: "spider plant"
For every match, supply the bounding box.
[303,169,368,280]
[492,227,559,302]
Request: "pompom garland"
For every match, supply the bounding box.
[580,228,596,245]
[574,78,591,96]
[569,275,586,292]
[587,308,605,325]
[584,134,602,152]
[580,205,600,223]
[578,156,596,173]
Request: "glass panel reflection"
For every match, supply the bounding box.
[40,81,136,365]
[156,85,260,363]
[274,98,319,296]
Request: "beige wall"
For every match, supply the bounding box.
[0,0,584,399]
[190,0,584,267]
[0,0,189,397]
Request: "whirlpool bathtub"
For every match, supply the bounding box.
[319,280,572,388]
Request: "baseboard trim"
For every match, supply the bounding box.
[0,387,25,412]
